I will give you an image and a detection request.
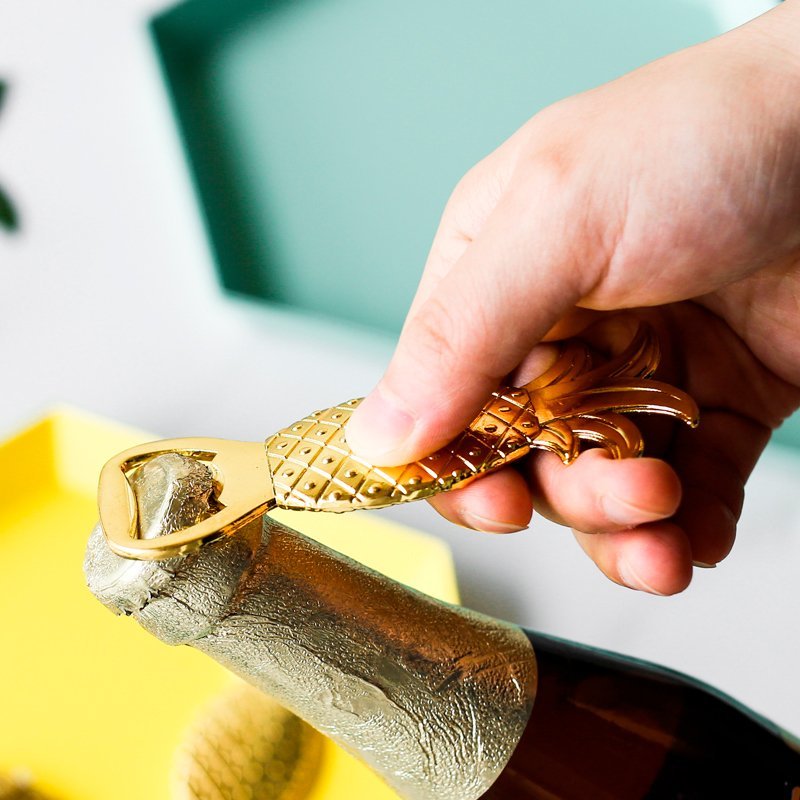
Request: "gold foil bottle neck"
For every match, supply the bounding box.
[86,454,537,800]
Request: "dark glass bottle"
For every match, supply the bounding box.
[487,632,800,799]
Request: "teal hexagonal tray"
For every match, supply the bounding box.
[150,0,720,332]
[150,0,799,449]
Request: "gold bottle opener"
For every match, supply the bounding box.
[98,322,699,560]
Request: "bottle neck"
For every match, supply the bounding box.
[85,455,537,800]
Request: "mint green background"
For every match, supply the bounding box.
[151,0,798,450]
[151,0,722,330]
[777,412,800,449]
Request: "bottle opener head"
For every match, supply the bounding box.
[98,438,271,560]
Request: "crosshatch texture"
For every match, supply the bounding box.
[265,324,699,513]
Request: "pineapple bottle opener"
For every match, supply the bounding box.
[98,322,698,560]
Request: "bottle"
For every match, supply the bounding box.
[486,632,800,799]
[85,454,800,800]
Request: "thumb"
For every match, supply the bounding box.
[346,187,592,466]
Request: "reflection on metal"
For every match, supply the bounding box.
[172,683,323,800]
[98,321,699,560]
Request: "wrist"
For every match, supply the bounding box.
[744,1,800,77]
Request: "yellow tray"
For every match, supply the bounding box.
[0,409,459,800]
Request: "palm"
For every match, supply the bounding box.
[428,299,800,594]
[529,302,798,571]
[640,301,799,567]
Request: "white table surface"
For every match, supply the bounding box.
[2,0,797,736]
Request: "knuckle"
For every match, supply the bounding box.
[406,292,464,373]
[444,165,485,219]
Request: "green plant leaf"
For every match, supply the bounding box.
[0,184,18,231]
[0,81,16,232]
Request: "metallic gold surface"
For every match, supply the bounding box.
[86,455,537,800]
[266,323,697,510]
[172,683,323,800]
[98,438,269,560]
[98,321,699,559]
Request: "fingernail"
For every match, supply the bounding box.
[601,494,666,527]
[692,560,717,569]
[345,388,416,462]
[617,557,666,595]
[461,512,527,534]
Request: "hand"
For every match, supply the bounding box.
[346,2,800,595]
